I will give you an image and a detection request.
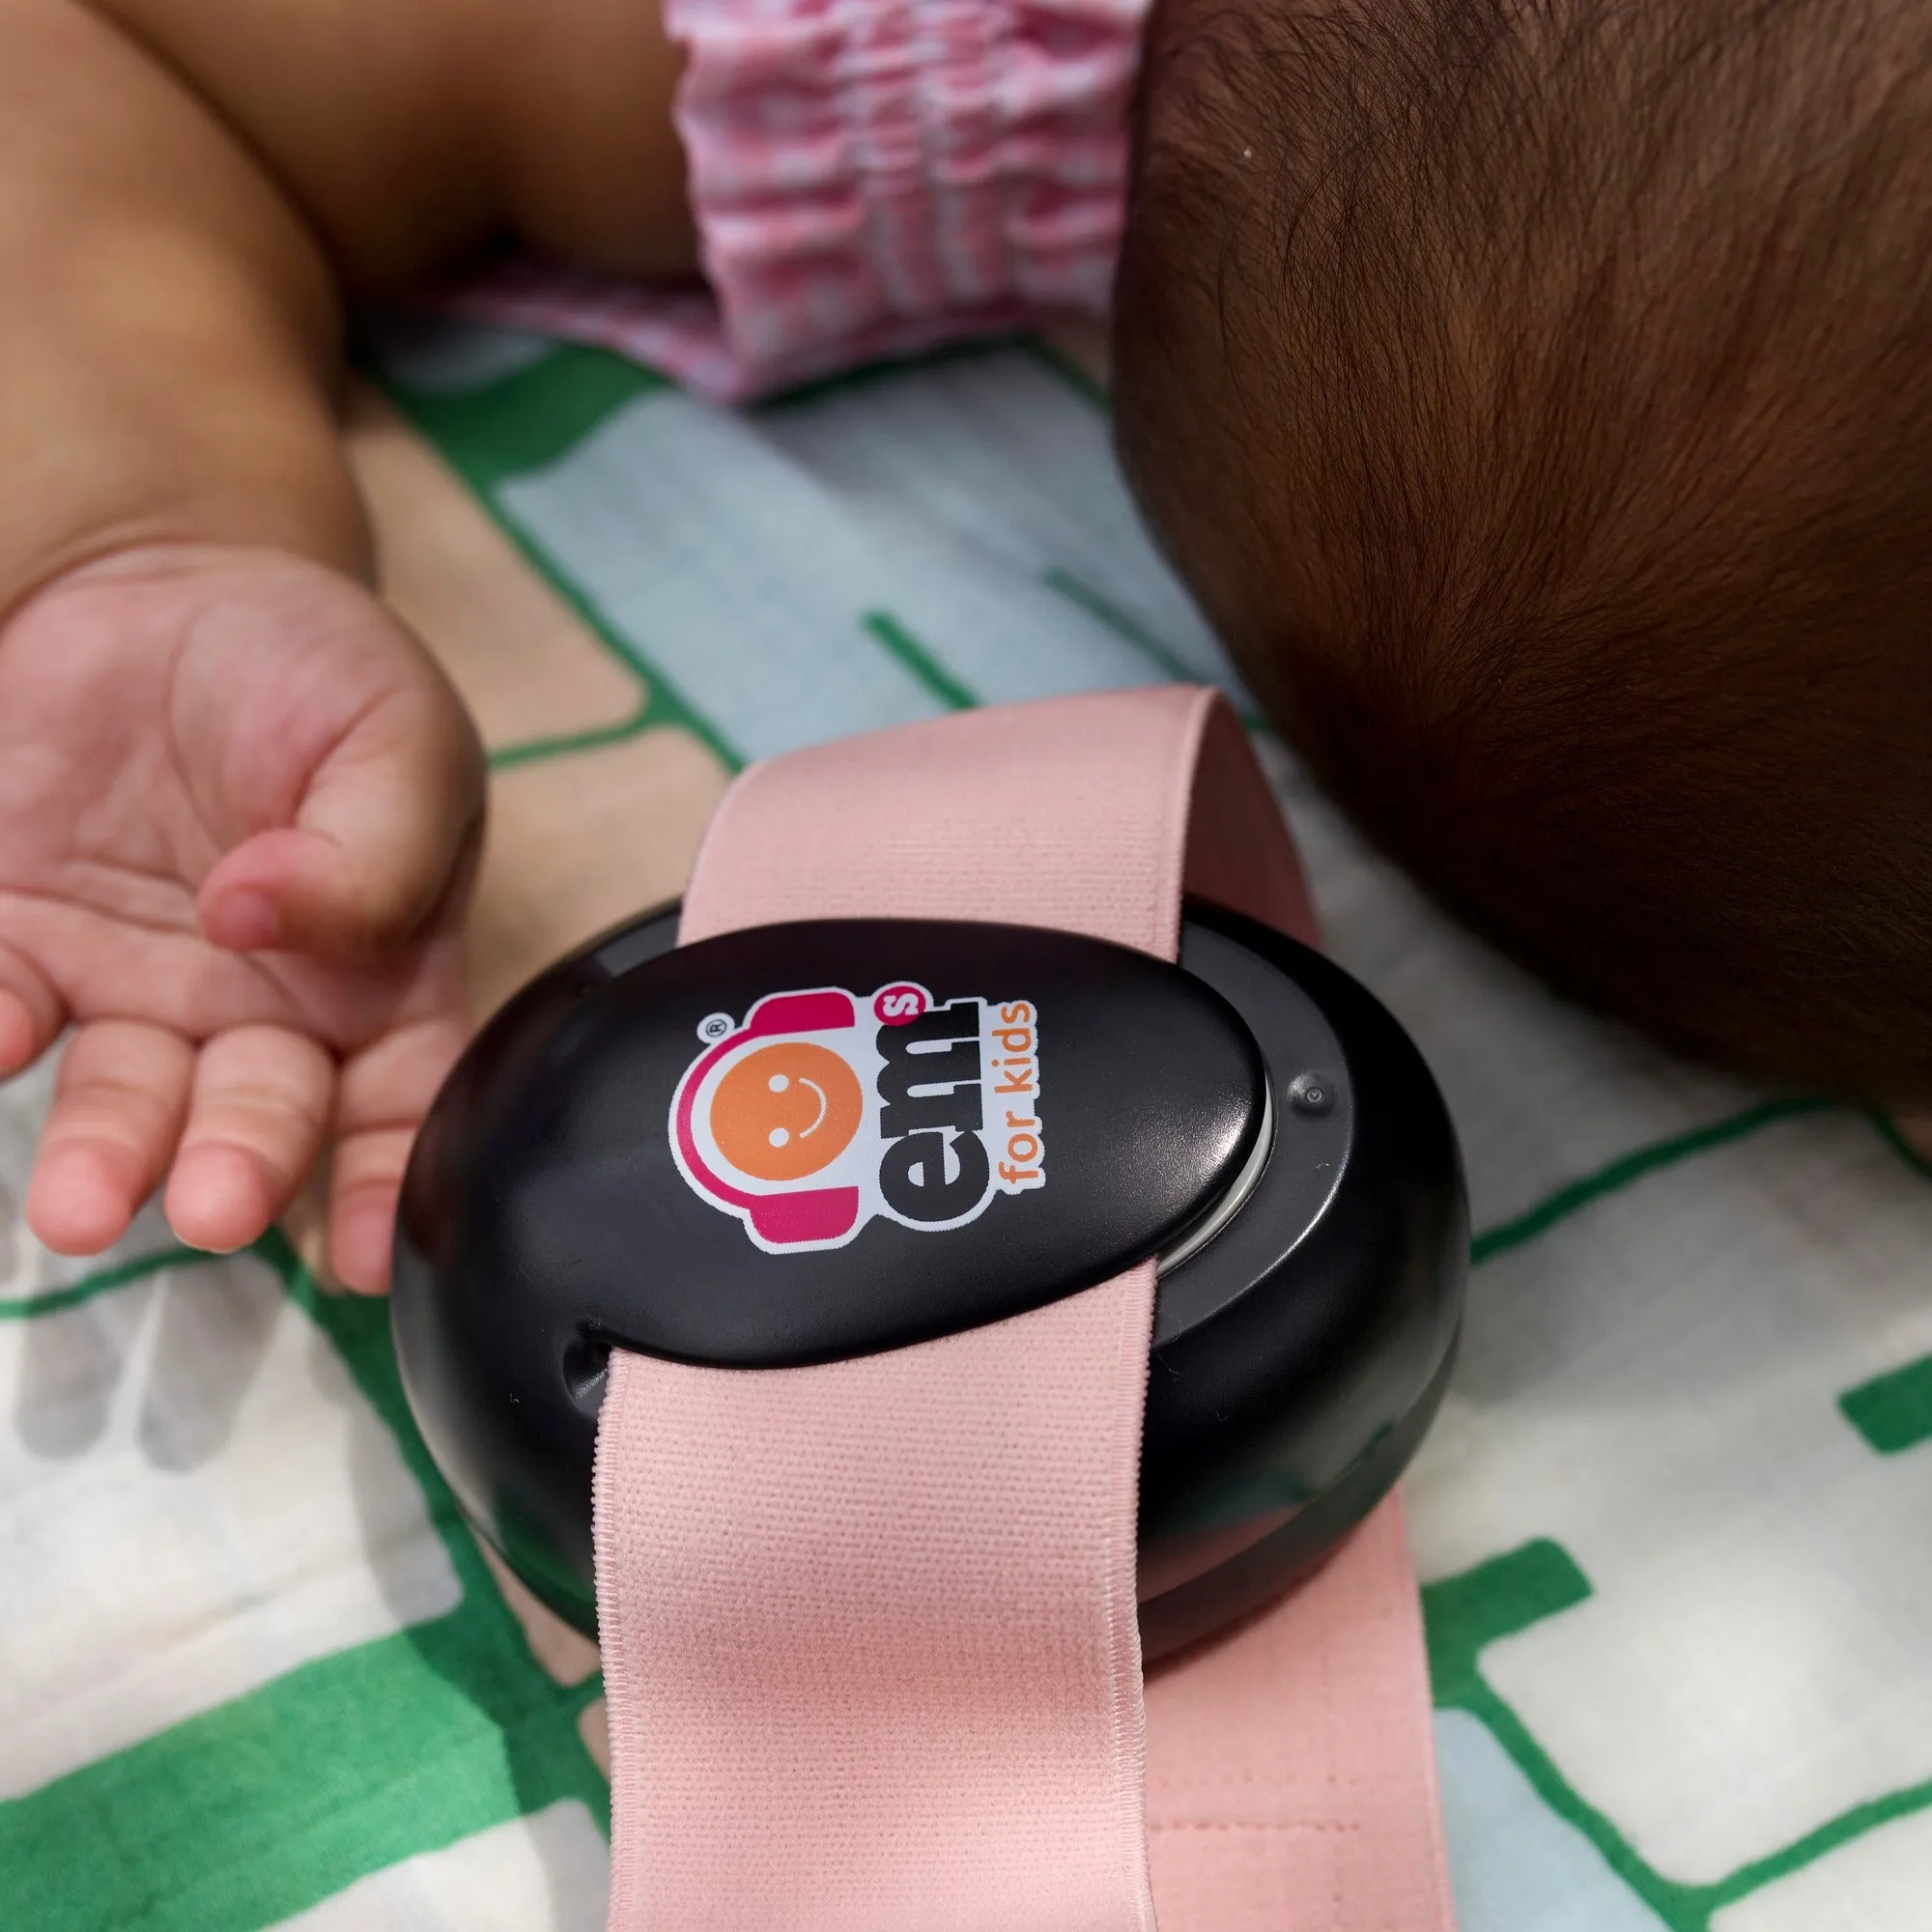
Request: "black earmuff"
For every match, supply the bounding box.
[391,897,1466,1659]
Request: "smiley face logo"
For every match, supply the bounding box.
[707,1041,865,1183]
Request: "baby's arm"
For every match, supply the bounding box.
[1,0,359,612]
[0,0,689,1284]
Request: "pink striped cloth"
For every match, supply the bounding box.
[434,0,1148,402]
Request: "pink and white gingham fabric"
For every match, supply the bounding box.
[436,0,1148,402]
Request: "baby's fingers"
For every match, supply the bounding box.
[327,1010,469,1294]
[0,938,65,1077]
[26,1021,192,1254]
[164,1026,333,1256]
[198,662,485,965]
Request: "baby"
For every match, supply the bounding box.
[0,0,1925,1291]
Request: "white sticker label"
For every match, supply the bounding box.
[669,982,1043,1253]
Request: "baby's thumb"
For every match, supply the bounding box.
[199,675,485,963]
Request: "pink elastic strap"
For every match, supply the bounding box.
[594,688,1454,1929]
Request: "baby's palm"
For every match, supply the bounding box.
[0,545,484,1289]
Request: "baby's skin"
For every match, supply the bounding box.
[0,0,695,1286]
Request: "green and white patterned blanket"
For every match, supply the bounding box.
[5,324,1930,1931]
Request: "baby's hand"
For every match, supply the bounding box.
[0,544,485,1291]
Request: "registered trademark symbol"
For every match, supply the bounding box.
[697,1012,734,1043]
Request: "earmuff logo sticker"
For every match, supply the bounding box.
[669,982,1043,1252]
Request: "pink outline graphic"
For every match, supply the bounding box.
[672,990,861,1246]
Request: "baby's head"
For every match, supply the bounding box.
[1114,0,1932,1101]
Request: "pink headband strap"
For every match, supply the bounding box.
[593,688,1455,1929]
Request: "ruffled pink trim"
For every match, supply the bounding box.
[433,0,1146,402]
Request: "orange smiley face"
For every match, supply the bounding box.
[709,1041,865,1183]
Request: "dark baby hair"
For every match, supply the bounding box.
[1114,0,1932,1101]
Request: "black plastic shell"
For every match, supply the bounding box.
[1140,905,1466,1653]
[391,898,1466,1659]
